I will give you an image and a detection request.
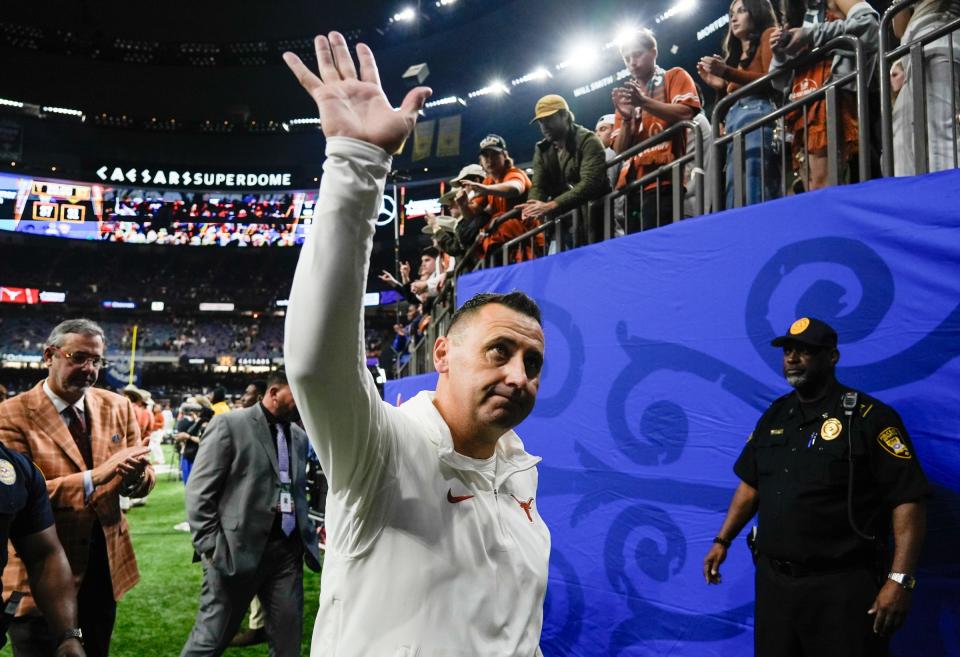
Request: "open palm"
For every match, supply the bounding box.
[283,32,432,154]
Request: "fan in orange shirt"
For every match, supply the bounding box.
[456,134,540,263]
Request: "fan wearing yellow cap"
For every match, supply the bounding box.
[519,94,611,245]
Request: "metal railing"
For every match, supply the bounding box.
[880,0,960,176]
[712,36,871,211]
[393,25,960,380]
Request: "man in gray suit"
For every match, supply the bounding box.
[180,370,322,657]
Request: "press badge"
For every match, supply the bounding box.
[279,484,294,513]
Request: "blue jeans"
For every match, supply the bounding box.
[725,96,781,207]
[181,456,193,484]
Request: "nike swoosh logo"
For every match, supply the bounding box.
[447,488,474,503]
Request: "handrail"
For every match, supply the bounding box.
[711,36,870,209]
[499,208,579,266]
[879,0,960,175]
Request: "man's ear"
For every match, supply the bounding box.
[434,336,450,373]
[42,346,54,367]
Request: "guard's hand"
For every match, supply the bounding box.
[54,637,86,657]
[703,543,727,584]
[868,579,912,637]
[283,32,432,154]
[91,446,151,486]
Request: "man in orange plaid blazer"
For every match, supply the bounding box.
[0,319,154,657]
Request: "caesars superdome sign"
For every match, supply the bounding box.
[95,165,295,189]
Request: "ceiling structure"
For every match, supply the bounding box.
[0,0,731,180]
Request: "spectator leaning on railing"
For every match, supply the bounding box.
[520,94,611,245]
[456,134,534,263]
[769,0,879,191]
[698,0,781,207]
[612,27,701,231]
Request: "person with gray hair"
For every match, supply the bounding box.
[0,317,154,657]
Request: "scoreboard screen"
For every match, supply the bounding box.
[0,172,103,239]
[0,172,316,246]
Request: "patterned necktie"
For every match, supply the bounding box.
[64,406,93,469]
[275,423,296,536]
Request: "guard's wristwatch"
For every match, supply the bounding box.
[58,627,83,645]
[887,572,917,590]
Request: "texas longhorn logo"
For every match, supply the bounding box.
[510,494,535,523]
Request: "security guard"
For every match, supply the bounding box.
[0,442,85,656]
[703,317,928,657]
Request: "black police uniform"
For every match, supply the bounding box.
[735,380,929,657]
[0,443,55,644]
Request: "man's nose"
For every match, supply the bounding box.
[502,354,529,388]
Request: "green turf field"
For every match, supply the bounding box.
[2,446,322,657]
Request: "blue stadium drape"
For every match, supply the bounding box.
[386,170,960,657]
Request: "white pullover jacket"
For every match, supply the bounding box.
[285,137,550,657]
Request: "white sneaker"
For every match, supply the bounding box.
[173,521,191,532]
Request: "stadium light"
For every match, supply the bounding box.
[392,7,416,22]
[612,26,645,49]
[467,81,510,99]
[0,98,24,108]
[557,43,600,72]
[511,67,552,86]
[435,0,457,5]
[42,106,84,118]
[424,95,467,109]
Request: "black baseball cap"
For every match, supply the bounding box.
[479,134,507,154]
[771,317,838,348]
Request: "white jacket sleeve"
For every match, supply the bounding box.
[284,136,397,508]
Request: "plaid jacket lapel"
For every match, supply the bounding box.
[26,382,87,471]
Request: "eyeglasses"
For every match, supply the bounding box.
[50,346,108,368]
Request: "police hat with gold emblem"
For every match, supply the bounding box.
[771,317,838,348]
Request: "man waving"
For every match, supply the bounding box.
[283,33,550,657]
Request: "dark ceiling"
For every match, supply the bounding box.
[0,0,731,178]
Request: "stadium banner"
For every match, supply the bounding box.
[435,115,462,158]
[412,119,435,162]
[385,170,960,657]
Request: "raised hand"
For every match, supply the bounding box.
[283,32,432,154]
[378,270,400,287]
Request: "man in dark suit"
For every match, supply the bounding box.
[180,370,321,657]
[0,319,154,657]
